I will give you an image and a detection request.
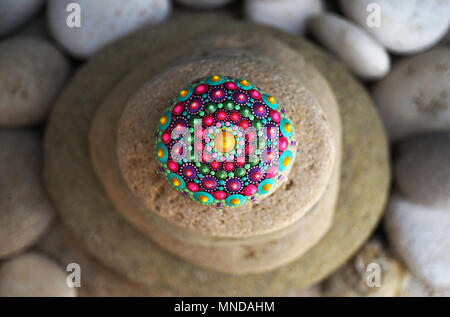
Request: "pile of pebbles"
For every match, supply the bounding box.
[0,0,448,296]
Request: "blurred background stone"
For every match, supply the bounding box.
[0,131,54,259]
[244,0,323,35]
[176,0,235,9]
[47,0,171,58]
[309,13,390,80]
[340,0,450,54]
[0,37,70,127]
[373,48,450,142]
[0,251,76,297]
[0,0,44,37]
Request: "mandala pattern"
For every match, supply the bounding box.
[155,75,296,208]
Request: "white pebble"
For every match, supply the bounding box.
[385,193,450,291]
[176,0,234,9]
[309,13,390,80]
[47,0,171,58]
[372,48,450,141]
[340,0,450,54]
[244,0,323,35]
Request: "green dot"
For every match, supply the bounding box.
[240,107,251,117]
[199,111,205,116]
[224,101,234,110]
[210,171,215,176]
[200,164,210,175]
[234,167,246,178]
[253,119,263,130]
[228,172,234,177]
[249,115,255,121]
[244,164,250,169]
[205,102,217,114]
[250,157,260,166]
[195,162,201,167]
[216,170,227,180]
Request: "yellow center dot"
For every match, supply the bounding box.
[157,148,164,158]
[160,115,168,125]
[171,178,181,187]
[211,75,221,81]
[263,183,272,191]
[179,89,188,97]
[214,131,236,153]
[199,195,208,203]
[284,122,292,133]
[283,156,291,167]
[268,96,275,104]
[230,198,241,205]
[240,80,249,86]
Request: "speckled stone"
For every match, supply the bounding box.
[0,131,54,259]
[44,13,389,295]
[373,48,450,142]
[395,132,450,209]
[0,37,70,127]
[0,252,76,297]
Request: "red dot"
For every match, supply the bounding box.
[214,191,227,200]
[184,169,193,177]
[211,161,219,169]
[230,112,239,121]
[167,160,178,172]
[225,162,234,170]
[204,116,214,126]
[187,183,199,192]
[229,182,238,190]
[245,145,254,154]
[257,105,265,114]
[253,172,261,180]
[243,184,257,196]
[246,132,256,142]
[267,126,277,137]
[214,90,223,97]
[237,94,245,100]
[204,180,214,188]
[240,120,249,129]
[217,111,227,121]
[236,157,245,165]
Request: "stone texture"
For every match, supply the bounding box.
[0,0,44,37]
[244,0,323,35]
[395,132,450,209]
[309,13,390,80]
[0,131,54,259]
[373,48,450,142]
[47,0,171,58]
[340,0,450,54]
[176,0,234,9]
[0,37,70,127]
[385,193,450,292]
[44,13,389,295]
[0,251,76,297]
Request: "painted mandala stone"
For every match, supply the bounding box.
[154,75,296,208]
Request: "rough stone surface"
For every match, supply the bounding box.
[47,0,171,58]
[0,0,44,36]
[385,193,450,292]
[244,0,323,35]
[0,37,70,127]
[373,48,450,142]
[0,131,54,259]
[44,14,389,295]
[395,132,450,209]
[340,0,450,54]
[309,13,390,80]
[0,252,76,297]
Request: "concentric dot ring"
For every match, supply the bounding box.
[154,75,297,208]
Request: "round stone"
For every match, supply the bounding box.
[154,75,297,207]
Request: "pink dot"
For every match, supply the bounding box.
[225,82,237,90]
[172,103,184,115]
[187,183,199,192]
[243,185,257,196]
[194,84,208,94]
[249,89,261,99]
[214,191,227,200]
[266,166,278,178]
[162,131,171,144]
[279,137,289,151]
[270,110,281,123]
[167,160,178,172]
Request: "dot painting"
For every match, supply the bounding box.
[154,75,296,208]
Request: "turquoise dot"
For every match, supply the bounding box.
[219,180,225,185]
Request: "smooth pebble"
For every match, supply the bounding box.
[47,0,171,58]
[372,48,450,141]
[0,131,55,259]
[340,0,450,54]
[395,132,450,209]
[0,252,76,297]
[309,13,390,80]
[0,0,44,36]
[0,37,70,127]
[176,0,234,9]
[385,193,450,291]
[244,0,323,35]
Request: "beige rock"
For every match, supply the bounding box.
[373,48,450,142]
[0,131,54,259]
[395,132,450,209]
[44,13,389,295]
[0,37,70,127]
[0,252,76,297]
[321,239,405,297]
